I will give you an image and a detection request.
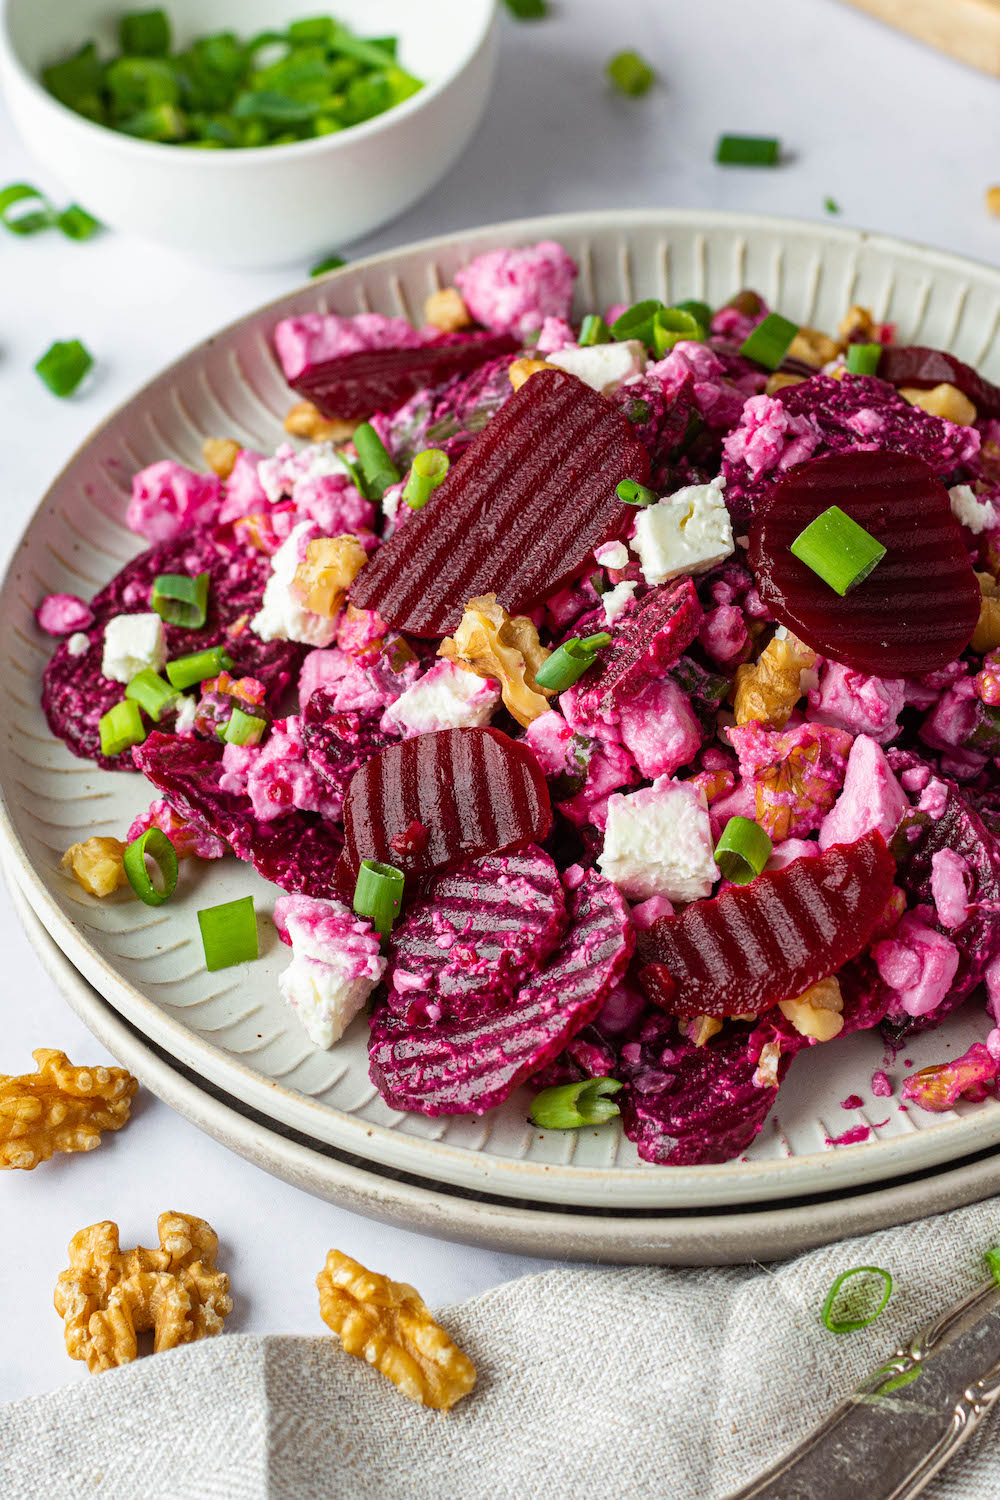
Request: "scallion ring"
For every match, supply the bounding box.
[610,299,663,348]
[119,8,172,56]
[716,134,780,167]
[606,50,656,97]
[124,668,180,723]
[675,299,713,331]
[845,342,882,376]
[151,571,210,628]
[403,448,450,510]
[352,422,402,501]
[579,313,611,347]
[197,896,258,972]
[986,1246,1000,1285]
[56,204,101,241]
[224,705,267,746]
[310,254,346,277]
[617,478,658,506]
[165,645,232,691]
[353,859,405,935]
[0,182,55,236]
[714,816,772,885]
[739,312,800,371]
[34,340,93,397]
[98,699,146,758]
[123,826,178,907]
[535,632,611,692]
[790,506,886,596]
[530,1077,623,1129]
[653,306,705,356]
[821,1266,893,1334]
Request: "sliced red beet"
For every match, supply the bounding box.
[336,726,552,894]
[637,830,896,1019]
[288,331,519,421]
[877,345,1000,421]
[568,578,702,720]
[350,369,651,636]
[748,449,980,675]
[368,871,633,1116]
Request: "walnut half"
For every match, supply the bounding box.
[778,976,844,1041]
[1,1049,137,1170]
[732,632,817,729]
[440,593,553,727]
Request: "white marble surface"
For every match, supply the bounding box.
[1,0,999,1404]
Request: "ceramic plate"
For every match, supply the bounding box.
[3,209,1000,1212]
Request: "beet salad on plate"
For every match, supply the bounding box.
[40,238,1000,1167]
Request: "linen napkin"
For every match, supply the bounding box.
[2,1194,999,1500]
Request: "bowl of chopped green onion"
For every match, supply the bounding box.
[0,0,498,267]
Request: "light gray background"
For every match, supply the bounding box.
[2,0,999,1402]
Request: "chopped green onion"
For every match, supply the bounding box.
[119,9,172,57]
[165,645,232,691]
[675,299,713,330]
[617,479,658,506]
[120,103,189,141]
[56,204,101,241]
[224,706,267,746]
[611,299,663,347]
[653,306,705,356]
[197,896,258,971]
[821,1266,893,1333]
[42,43,106,122]
[353,859,405,935]
[790,506,887,596]
[714,817,772,885]
[310,254,347,277]
[287,17,337,44]
[0,183,55,236]
[530,1077,623,1129]
[739,312,800,371]
[34,340,93,398]
[845,342,883,376]
[535,633,612,693]
[716,134,781,167]
[151,571,210,629]
[403,449,450,510]
[125,669,180,722]
[824,196,841,215]
[98,700,146,758]
[353,422,401,501]
[579,313,612,347]
[606,50,656,97]
[123,826,178,907]
[504,0,549,16]
[985,1245,1000,1284]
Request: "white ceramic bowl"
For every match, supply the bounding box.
[0,0,497,267]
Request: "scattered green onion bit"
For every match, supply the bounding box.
[530,1077,623,1129]
[151,571,210,628]
[309,253,346,277]
[123,826,178,907]
[98,699,146,758]
[352,422,401,501]
[611,299,662,348]
[504,0,549,17]
[119,8,172,57]
[675,298,713,330]
[125,668,180,722]
[653,306,704,356]
[985,1245,1000,1284]
[535,632,612,693]
[35,340,94,398]
[739,312,799,371]
[403,449,450,510]
[821,1266,893,1334]
[845,342,883,376]
[790,506,886,597]
[579,313,611,347]
[716,134,781,167]
[0,182,55,236]
[224,706,268,746]
[714,816,772,885]
[617,478,658,506]
[165,645,232,691]
[824,196,841,215]
[57,204,101,241]
[197,895,258,972]
[353,859,405,935]
[606,50,656,97]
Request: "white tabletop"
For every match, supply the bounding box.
[2,0,999,1404]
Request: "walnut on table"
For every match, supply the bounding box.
[317,1249,476,1411]
[0,1049,137,1170]
[54,1212,232,1374]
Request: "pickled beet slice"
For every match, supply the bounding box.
[336,726,552,894]
[566,578,702,721]
[878,345,1000,421]
[288,331,519,422]
[748,450,980,675]
[368,871,633,1116]
[637,830,896,1019]
[350,369,651,636]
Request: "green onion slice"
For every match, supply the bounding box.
[821,1266,893,1333]
[714,816,772,885]
[353,859,405,935]
[530,1077,623,1129]
[165,645,232,691]
[125,668,180,722]
[56,204,101,241]
[123,826,178,906]
[985,1246,1000,1285]
[224,705,267,746]
[606,50,656,97]
[119,8,171,56]
[0,182,55,236]
[198,896,258,971]
[152,571,210,628]
[579,313,611,347]
[611,299,663,348]
[739,312,800,371]
[716,134,781,167]
[98,699,146,758]
[824,196,841,215]
[35,340,94,398]
[504,0,549,16]
[310,254,346,277]
[535,633,612,693]
[352,422,402,501]
[675,299,713,331]
[403,448,450,510]
[653,306,705,356]
[790,506,887,596]
[617,478,658,506]
[845,342,882,376]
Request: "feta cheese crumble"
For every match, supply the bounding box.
[273,894,386,1049]
[630,476,734,586]
[598,777,718,902]
[601,579,638,624]
[594,540,629,570]
[66,632,90,658]
[101,613,166,684]
[382,660,500,737]
[251,521,339,647]
[547,340,647,396]
[949,483,997,535]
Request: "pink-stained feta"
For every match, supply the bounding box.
[710,300,770,343]
[646,341,746,429]
[273,893,385,1049]
[918,776,950,820]
[36,593,94,637]
[599,777,717,901]
[216,450,268,523]
[699,604,748,667]
[871,1070,893,1098]
[273,312,425,382]
[730,721,852,841]
[901,1040,998,1111]
[562,861,587,890]
[629,895,675,929]
[525,709,581,778]
[818,734,909,850]
[336,606,388,658]
[381,660,500,737]
[721,393,822,481]
[297,644,419,714]
[126,460,222,543]
[707,780,757,843]
[253,442,376,536]
[919,674,980,752]
[222,716,342,822]
[535,317,576,355]
[618,677,701,778]
[453,241,577,339]
[126,798,226,860]
[560,738,638,832]
[808,661,905,744]
[764,837,820,872]
[66,632,90,658]
[873,911,960,1018]
[930,847,972,929]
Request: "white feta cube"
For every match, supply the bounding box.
[601,579,638,624]
[101,612,166,684]
[546,340,647,396]
[250,520,338,647]
[174,695,197,735]
[949,483,997,536]
[598,777,718,902]
[278,952,375,1049]
[631,476,734,585]
[275,894,385,1050]
[67,632,90,658]
[594,540,629,569]
[382,660,500,738]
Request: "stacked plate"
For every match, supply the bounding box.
[4,210,1000,1263]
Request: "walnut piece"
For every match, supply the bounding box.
[680,1016,724,1047]
[285,400,359,444]
[1,1049,137,1170]
[202,437,240,479]
[440,593,553,727]
[54,1212,232,1374]
[317,1250,476,1411]
[733,633,817,729]
[837,305,877,344]
[899,383,977,426]
[987,186,1000,219]
[753,1040,782,1088]
[973,573,1000,653]
[424,287,472,333]
[778,976,844,1041]
[787,327,839,368]
[509,357,557,391]
[292,535,368,618]
[765,371,806,396]
[62,837,129,898]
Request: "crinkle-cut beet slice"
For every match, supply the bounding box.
[301,690,397,803]
[288,331,519,422]
[567,578,702,722]
[350,369,651,637]
[748,449,980,676]
[385,846,567,1025]
[42,531,301,770]
[133,732,342,896]
[637,830,896,1019]
[878,345,1000,421]
[336,726,552,894]
[368,871,633,1116]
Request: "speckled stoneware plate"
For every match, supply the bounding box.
[3,209,1000,1215]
